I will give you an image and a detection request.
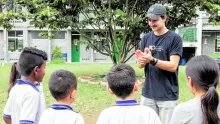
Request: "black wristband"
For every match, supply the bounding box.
[150,57,158,66]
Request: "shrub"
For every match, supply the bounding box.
[51,46,64,64]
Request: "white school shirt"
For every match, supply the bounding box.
[35,82,46,122]
[96,100,162,124]
[169,97,220,124]
[3,79,45,124]
[39,104,85,124]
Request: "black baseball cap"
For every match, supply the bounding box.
[147,4,166,20]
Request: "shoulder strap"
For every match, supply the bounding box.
[140,32,152,52]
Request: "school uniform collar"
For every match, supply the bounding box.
[35,82,41,86]
[115,100,139,106]
[50,104,73,111]
[17,79,39,92]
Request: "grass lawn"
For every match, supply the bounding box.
[0,63,219,123]
[208,54,220,59]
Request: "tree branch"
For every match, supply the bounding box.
[130,0,139,16]
[124,52,135,63]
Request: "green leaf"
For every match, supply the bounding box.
[114,9,126,17]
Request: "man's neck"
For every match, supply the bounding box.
[154,27,168,36]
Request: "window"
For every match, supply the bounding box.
[8,31,23,52]
[215,38,220,52]
[85,32,91,38]
[31,31,65,39]
[52,31,65,39]
[94,32,107,52]
[7,1,22,12]
[31,31,48,39]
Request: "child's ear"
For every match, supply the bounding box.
[134,80,139,92]
[107,85,114,95]
[187,76,195,94]
[33,66,39,74]
[187,76,193,87]
[70,89,77,99]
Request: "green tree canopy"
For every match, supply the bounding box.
[0,0,220,65]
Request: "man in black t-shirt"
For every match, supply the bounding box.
[135,4,183,124]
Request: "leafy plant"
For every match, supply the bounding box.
[51,46,64,64]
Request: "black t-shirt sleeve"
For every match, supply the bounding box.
[140,36,145,52]
[169,34,183,58]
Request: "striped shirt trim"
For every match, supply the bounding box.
[19,120,34,124]
[3,114,11,119]
[35,82,40,87]
[17,79,39,92]
[50,104,74,111]
[115,100,139,106]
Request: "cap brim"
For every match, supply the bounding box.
[147,13,160,20]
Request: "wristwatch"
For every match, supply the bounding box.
[150,57,158,66]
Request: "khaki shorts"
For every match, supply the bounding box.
[140,96,178,124]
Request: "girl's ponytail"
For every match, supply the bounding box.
[201,86,220,124]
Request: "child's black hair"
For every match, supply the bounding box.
[19,47,47,76]
[107,64,136,99]
[49,70,77,100]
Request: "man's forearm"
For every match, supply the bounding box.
[154,59,178,72]
[152,55,180,72]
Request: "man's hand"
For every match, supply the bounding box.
[135,48,153,68]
